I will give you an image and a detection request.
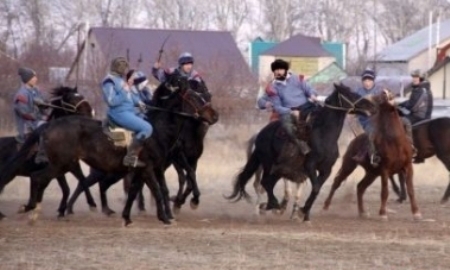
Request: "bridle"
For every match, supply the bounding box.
[48,94,89,114]
[323,92,370,115]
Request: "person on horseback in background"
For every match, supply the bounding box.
[13,67,49,164]
[352,69,384,166]
[101,57,153,168]
[125,70,152,119]
[397,69,433,163]
[258,59,319,155]
[152,52,210,98]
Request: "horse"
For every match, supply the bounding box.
[65,82,216,216]
[246,132,307,219]
[225,83,375,222]
[0,86,96,220]
[0,72,218,225]
[323,92,422,220]
[382,116,450,204]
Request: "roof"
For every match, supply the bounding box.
[377,19,450,62]
[84,27,255,84]
[307,62,347,85]
[428,56,450,76]
[249,39,277,74]
[261,33,331,57]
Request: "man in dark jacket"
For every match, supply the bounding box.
[400,69,432,123]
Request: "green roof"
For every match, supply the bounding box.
[307,62,347,84]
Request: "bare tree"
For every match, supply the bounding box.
[209,0,251,40]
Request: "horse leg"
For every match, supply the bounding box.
[141,169,170,225]
[99,174,123,216]
[155,169,174,220]
[390,174,402,201]
[69,163,97,211]
[137,186,145,213]
[122,173,145,227]
[55,176,70,218]
[253,166,265,215]
[404,164,421,220]
[379,172,389,220]
[356,172,378,218]
[290,180,305,220]
[279,179,291,215]
[66,168,103,215]
[301,164,333,222]
[399,172,407,203]
[323,157,358,210]
[172,161,187,212]
[260,173,280,213]
[441,174,450,204]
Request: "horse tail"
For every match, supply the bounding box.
[0,124,46,193]
[246,134,257,159]
[224,148,261,203]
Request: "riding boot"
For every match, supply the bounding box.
[123,138,146,168]
[368,137,380,167]
[282,114,310,155]
[34,136,49,164]
[402,117,417,158]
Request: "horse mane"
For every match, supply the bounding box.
[373,94,402,142]
[50,86,77,98]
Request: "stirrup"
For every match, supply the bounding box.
[123,156,145,168]
[370,154,380,167]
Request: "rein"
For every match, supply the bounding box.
[48,96,89,113]
[145,105,200,119]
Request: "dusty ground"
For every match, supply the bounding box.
[2,126,450,270]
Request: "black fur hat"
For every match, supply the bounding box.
[271,59,289,72]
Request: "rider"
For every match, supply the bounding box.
[126,70,152,119]
[258,59,318,155]
[397,69,432,163]
[352,69,384,166]
[152,52,206,92]
[13,67,49,163]
[101,57,153,168]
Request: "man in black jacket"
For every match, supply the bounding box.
[398,69,433,162]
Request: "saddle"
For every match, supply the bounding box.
[102,119,133,147]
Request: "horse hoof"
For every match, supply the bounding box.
[303,220,312,226]
[122,220,133,227]
[413,213,423,221]
[440,198,448,205]
[102,208,115,217]
[35,203,42,212]
[380,215,388,221]
[259,202,267,209]
[359,212,370,219]
[0,213,5,221]
[89,206,97,213]
[173,206,181,215]
[169,196,177,202]
[66,208,74,215]
[190,200,199,210]
[28,212,39,225]
[137,210,146,216]
[17,205,27,214]
[272,209,281,215]
[387,208,397,214]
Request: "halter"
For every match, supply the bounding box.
[48,95,89,113]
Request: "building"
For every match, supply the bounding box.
[250,34,345,82]
[375,19,450,76]
[66,27,255,91]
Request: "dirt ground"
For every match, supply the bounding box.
[2,127,450,270]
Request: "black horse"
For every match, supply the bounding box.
[382,117,450,203]
[66,79,214,216]
[0,73,218,225]
[226,83,375,222]
[0,86,96,220]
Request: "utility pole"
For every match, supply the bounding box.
[373,0,377,72]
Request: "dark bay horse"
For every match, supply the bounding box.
[0,73,218,225]
[65,83,216,216]
[226,83,375,222]
[323,93,422,220]
[0,86,96,219]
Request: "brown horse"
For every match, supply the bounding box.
[323,93,422,220]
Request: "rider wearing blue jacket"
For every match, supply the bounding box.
[101,57,152,168]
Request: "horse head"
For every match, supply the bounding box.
[325,83,376,116]
[49,86,93,119]
[152,73,219,125]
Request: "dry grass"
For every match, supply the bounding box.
[2,123,450,269]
